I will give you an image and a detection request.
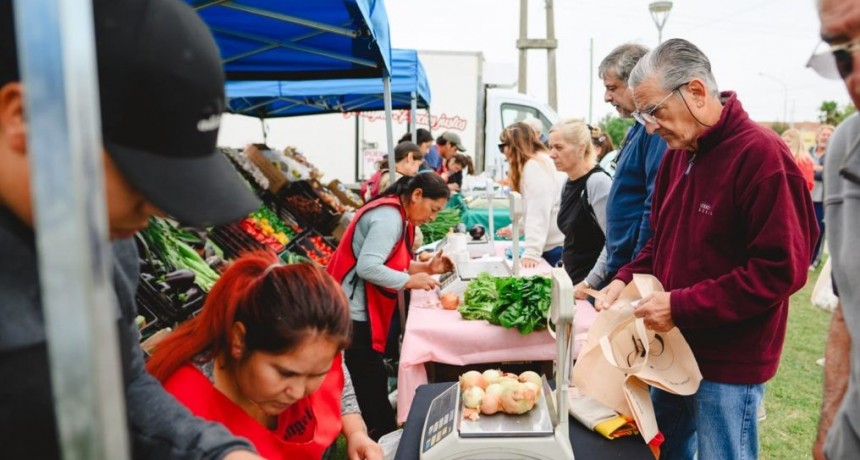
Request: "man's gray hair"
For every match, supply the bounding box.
[598,43,649,82]
[628,38,720,97]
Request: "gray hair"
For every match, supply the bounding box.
[598,43,649,82]
[628,39,720,97]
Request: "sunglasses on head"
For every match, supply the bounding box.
[807,37,860,80]
[498,142,507,153]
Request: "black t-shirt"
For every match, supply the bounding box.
[557,166,609,284]
[447,170,463,188]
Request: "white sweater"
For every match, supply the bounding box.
[518,153,566,261]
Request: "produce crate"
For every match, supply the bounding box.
[286,230,336,267]
[245,146,288,193]
[275,181,342,236]
[209,221,271,260]
[327,179,363,209]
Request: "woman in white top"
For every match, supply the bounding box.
[495,122,565,268]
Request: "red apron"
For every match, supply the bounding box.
[327,196,414,353]
[163,354,344,460]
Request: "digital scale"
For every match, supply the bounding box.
[419,268,575,460]
[437,192,524,298]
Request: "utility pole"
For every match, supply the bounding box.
[517,0,559,110]
[588,38,594,124]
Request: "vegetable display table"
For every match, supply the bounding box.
[396,247,596,423]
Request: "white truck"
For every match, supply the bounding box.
[217,50,559,185]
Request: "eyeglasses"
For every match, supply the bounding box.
[631,83,686,126]
[807,37,860,80]
[498,142,508,153]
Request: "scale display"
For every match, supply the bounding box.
[421,383,459,454]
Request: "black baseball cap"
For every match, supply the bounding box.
[1,0,260,227]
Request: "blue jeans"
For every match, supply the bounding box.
[652,380,763,460]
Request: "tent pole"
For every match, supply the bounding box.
[15,0,129,458]
[410,91,417,143]
[384,72,396,185]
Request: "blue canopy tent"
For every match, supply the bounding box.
[225,48,430,117]
[188,0,391,80]
[187,0,402,176]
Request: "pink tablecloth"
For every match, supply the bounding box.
[395,262,597,423]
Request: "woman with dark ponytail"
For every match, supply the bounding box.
[148,252,382,460]
[327,173,454,440]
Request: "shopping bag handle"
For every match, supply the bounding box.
[598,317,650,373]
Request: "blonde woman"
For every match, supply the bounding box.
[781,129,814,191]
[495,122,565,267]
[549,119,612,295]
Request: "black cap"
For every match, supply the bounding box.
[2,0,260,227]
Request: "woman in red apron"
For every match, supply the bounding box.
[327,173,453,440]
[147,252,380,460]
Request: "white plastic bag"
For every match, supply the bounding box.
[812,258,839,311]
[378,429,403,460]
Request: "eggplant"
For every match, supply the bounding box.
[183,287,203,305]
[469,224,486,240]
[454,223,467,233]
[163,269,196,293]
[205,255,225,270]
[155,280,173,295]
[140,272,156,283]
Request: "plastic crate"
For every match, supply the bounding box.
[286,230,336,267]
[276,181,342,235]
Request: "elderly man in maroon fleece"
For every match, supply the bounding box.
[597,39,818,459]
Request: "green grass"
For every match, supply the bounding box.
[327,265,833,460]
[760,262,832,459]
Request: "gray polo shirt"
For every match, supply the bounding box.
[823,113,860,457]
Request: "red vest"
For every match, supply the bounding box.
[163,354,344,460]
[327,196,414,353]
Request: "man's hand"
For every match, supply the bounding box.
[521,258,539,269]
[405,272,440,290]
[495,226,512,239]
[572,281,590,300]
[224,450,265,460]
[595,279,626,310]
[633,291,675,332]
[347,430,384,460]
[429,250,454,275]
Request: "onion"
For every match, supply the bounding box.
[484,383,504,397]
[500,382,537,415]
[523,381,542,398]
[519,371,542,387]
[459,370,488,391]
[480,393,502,415]
[440,292,460,310]
[482,369,503,385]
[462,386,485,409]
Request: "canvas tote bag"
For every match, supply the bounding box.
[572,274,702,444]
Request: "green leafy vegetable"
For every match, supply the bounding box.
[459,274,552,334]
[419,208,461,243]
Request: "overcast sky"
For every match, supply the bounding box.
[385,0,849,125]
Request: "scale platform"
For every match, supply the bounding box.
[439,259,511,297]
[419,380,572,460]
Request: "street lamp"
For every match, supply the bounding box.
[649,1,673,44]
[758,72,790,129]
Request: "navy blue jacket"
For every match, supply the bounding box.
[604,122,667,278]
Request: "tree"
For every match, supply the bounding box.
[597,113,635,148]
[818,100,857,126]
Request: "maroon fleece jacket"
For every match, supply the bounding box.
[615,92,818,384]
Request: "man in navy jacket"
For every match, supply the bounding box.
[592,44,667,291]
